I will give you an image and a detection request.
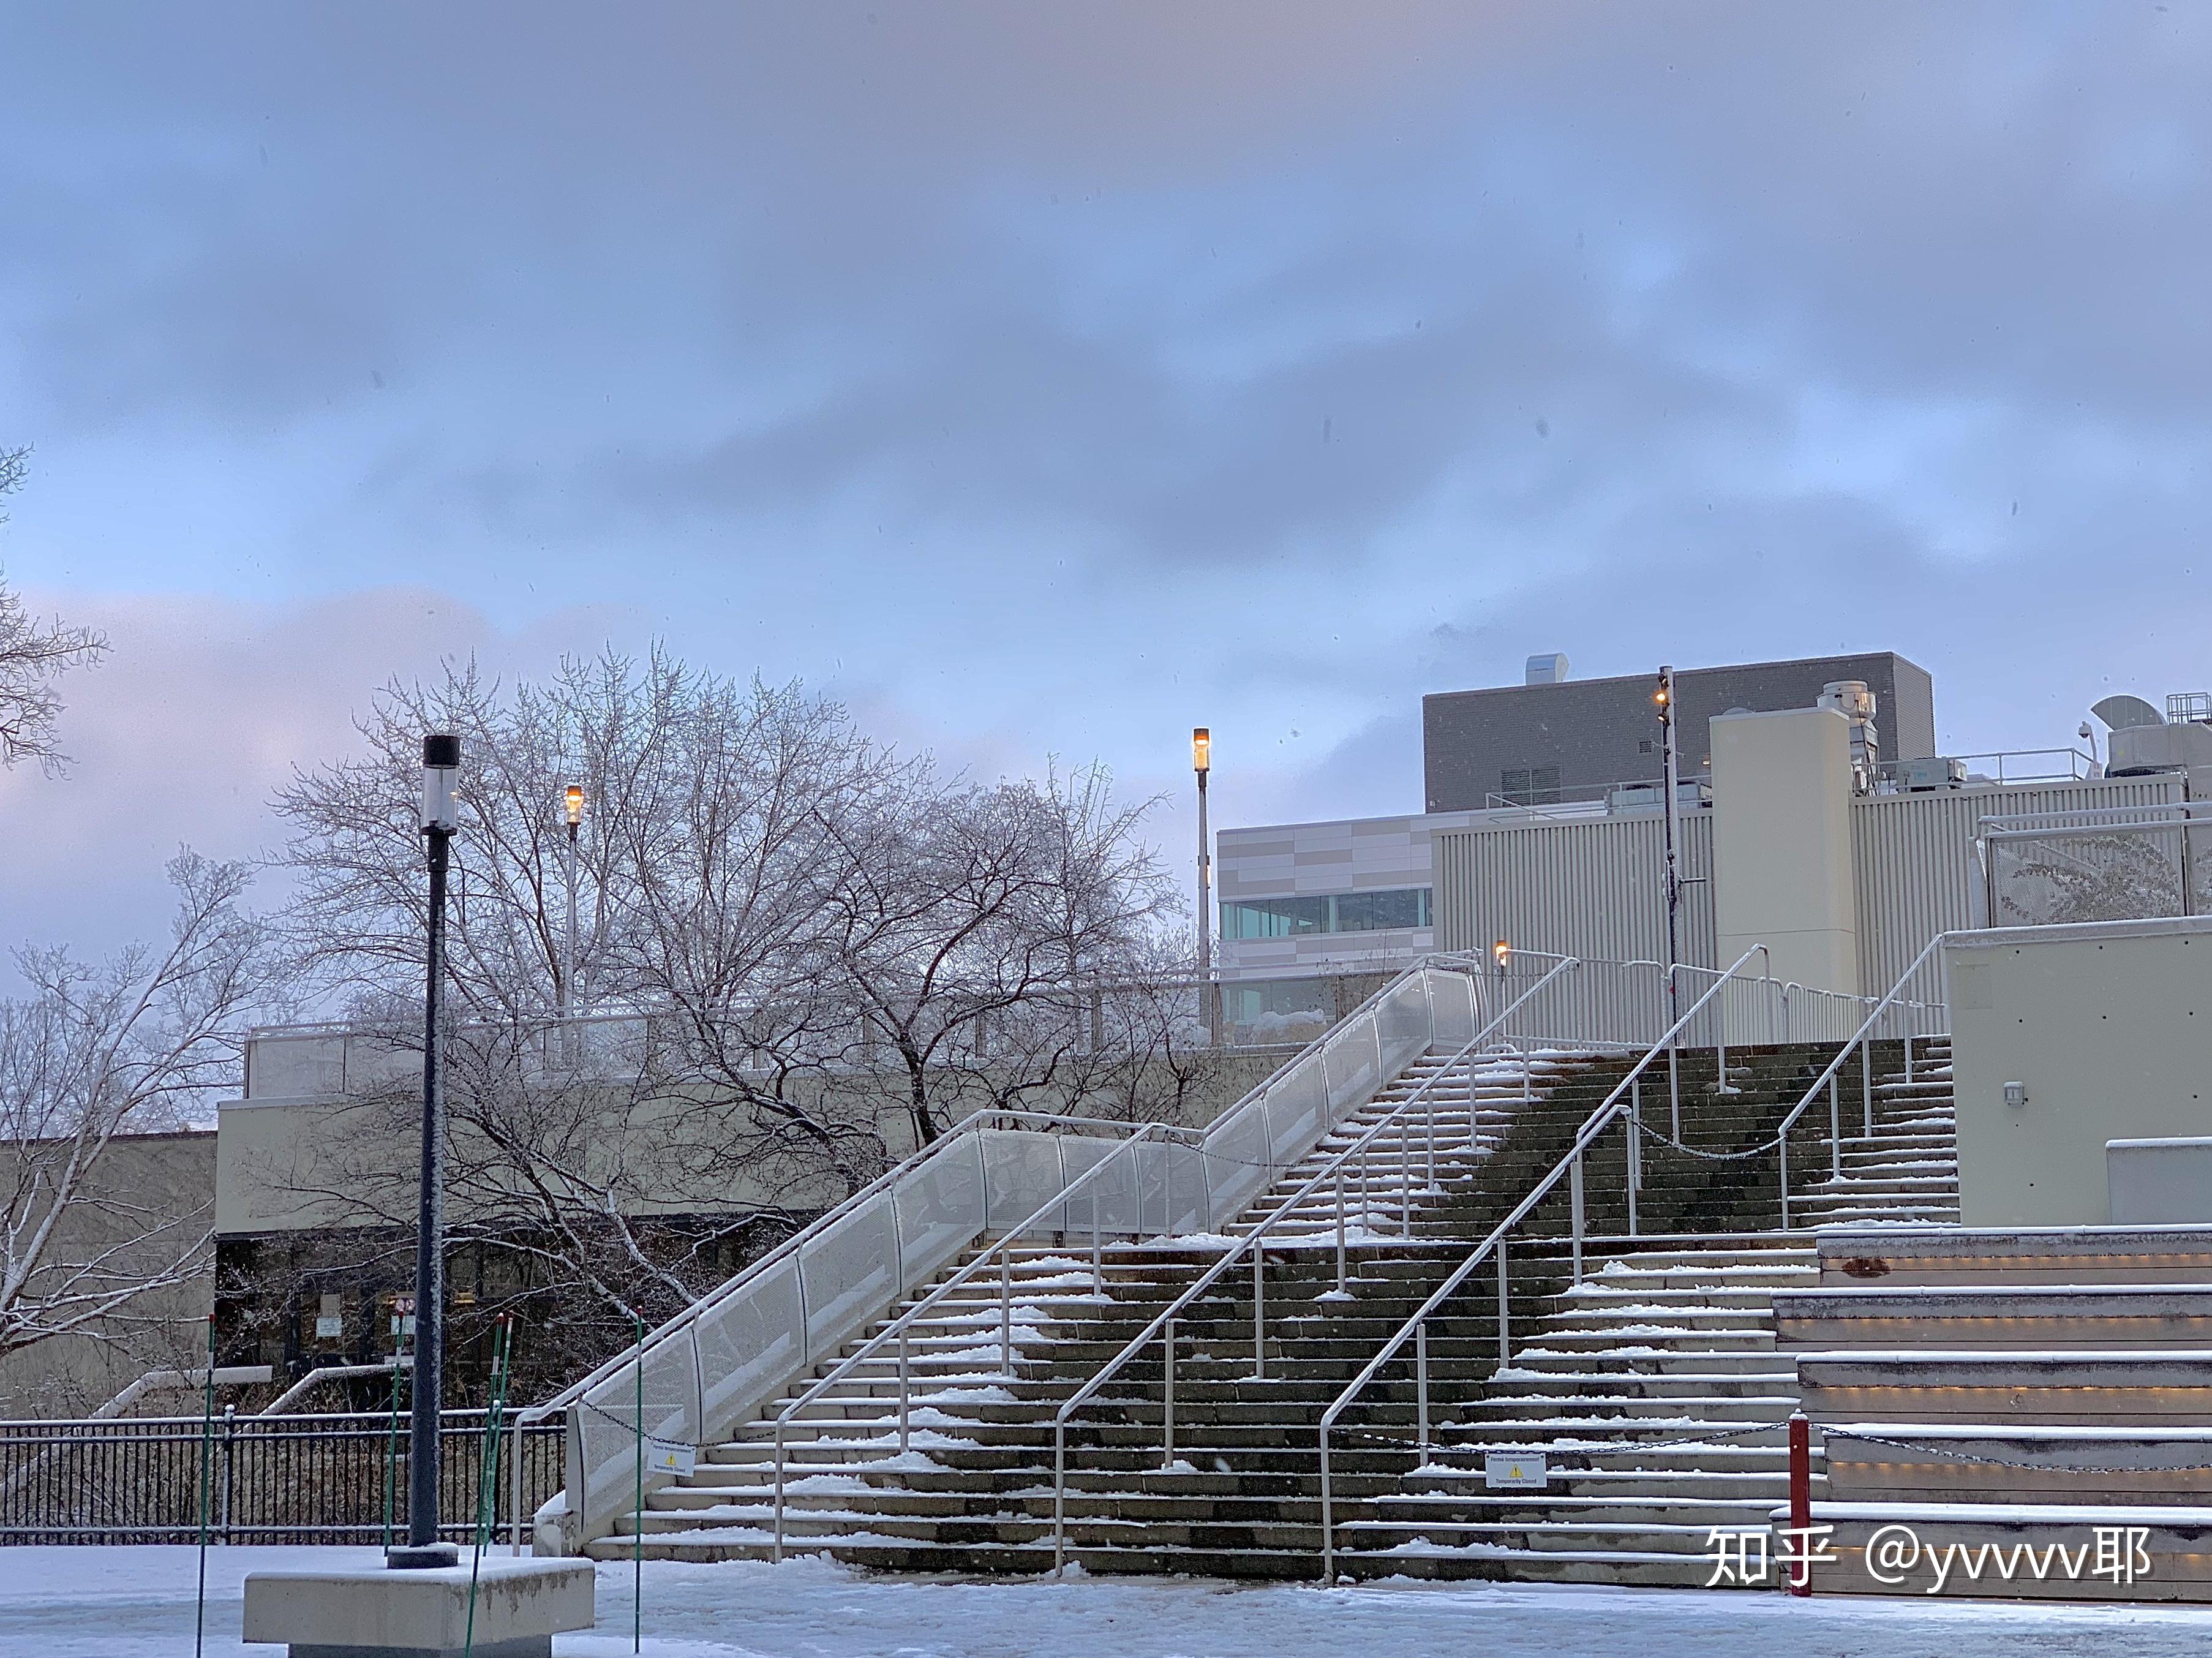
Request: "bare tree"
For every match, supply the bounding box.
[0,854,277,1362]
[0,448,109,772]
[268,652,1210,1366]
[824,761,1187,1145]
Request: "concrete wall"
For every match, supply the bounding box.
[1710,707,1860,995]
[1421,650,1935,814]
[0,1132,216,1417]
[1947,916,2212,1227]
[218,1053,1284,1239]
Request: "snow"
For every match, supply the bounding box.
[12,1547,2212,1657]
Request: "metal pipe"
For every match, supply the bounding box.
[1091,1187,1102,1297]
[1252,1251,1266,1380]
[1415,1323,1430,1450]
[404,753,454,1563]
[1570,1153,1584,1283]
[1779,1128,1791,1230]
[1828,1074,1841,1178]
[1861,1033,1874,1137]
[897,1327,910,1455]
[1495,1238,1510,1365]
[1000,1254,1014,1376]
[1160,1319,1176,1469]
[1399,1119,1413,1237]
[1625,1109,1639,1238]
[1334,1170,1347,1295]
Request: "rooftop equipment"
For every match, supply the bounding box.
[1818,680,1880,794]
[1524,652,1570,686]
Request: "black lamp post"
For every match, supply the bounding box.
[391,733,462,1569]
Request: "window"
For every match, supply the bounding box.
[1222,888,1432,939]
[1333,888,1431,932]
[1220,895,1331,939]
[1499,766,1562,805]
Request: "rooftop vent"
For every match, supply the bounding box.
[1524,652,1570,686]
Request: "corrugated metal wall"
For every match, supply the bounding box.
[1434,813,1717,970]
[1850,776,2183,992]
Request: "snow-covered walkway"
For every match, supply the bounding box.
[4,1547,2210,1657]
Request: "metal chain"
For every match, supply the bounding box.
[1824,1426,2212,1479]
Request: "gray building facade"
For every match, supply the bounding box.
[1421,651,1936,813]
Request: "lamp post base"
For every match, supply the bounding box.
[384,1543,461,1570]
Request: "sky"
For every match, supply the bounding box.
[3,2,2211,974]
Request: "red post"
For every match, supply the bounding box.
[1787,1410,1813,1597]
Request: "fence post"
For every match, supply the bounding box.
[1001,1253,1014,1377]
[1788,1411,1813,1596]
[1334,1172,1347,1295]
[1829,1074,1842,1177]
[219,1406,236,1545]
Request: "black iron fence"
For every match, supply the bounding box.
[0,1408,563,1545]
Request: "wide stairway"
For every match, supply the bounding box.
[587,1038,1958,1580]
[1337,1038,1958,1584]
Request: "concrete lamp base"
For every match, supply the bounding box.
[242,1557,596,1658]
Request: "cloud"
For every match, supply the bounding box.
[5,2,2212,970]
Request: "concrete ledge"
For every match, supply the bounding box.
[1775,1499,2212,1600]
[243,1558,595,1658]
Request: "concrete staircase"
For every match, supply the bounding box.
[1330,1041,1962,1585]
[584,1037,1959,1582]
[1786,1224,2212,1600]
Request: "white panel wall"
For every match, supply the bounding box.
[1948,916,2212,1226]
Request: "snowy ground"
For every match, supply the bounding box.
[5,1547,2212,1657]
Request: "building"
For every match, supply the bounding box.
[1213,649,2161,1037]
[1421,649,1935,812]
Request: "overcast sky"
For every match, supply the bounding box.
[3,3,2210,973]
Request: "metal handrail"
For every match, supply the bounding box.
[1044,958,1586,1570]
[1770,933,1952,1227]
[770,1118,1186,1559]
[1313,944,1773,1579]
[532,951,1495,1550]
[507,1104,1200,1550]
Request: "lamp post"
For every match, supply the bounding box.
[561,784,584,1061]
[393,734,461,1568]
[1193,728,1216,1042]
[1655,667,1682,1031]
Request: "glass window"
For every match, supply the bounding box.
[1222,888,1431,938]
[1333,887,1431,932]
[1221,895,1332,938]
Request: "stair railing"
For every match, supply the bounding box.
[768,1116,1198,1560]
[1045,956,1587,1572]
[515,1102,1198,1551]
[1313,943,1773,1580]
[1770,933,1952,1229]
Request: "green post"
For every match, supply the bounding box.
[464,1316,514,1658]
[195,1314,216,1658]
[383,1309,412,1550]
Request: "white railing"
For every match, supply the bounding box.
[1313,945,1776,1578]
[1772,935,1951,1228]
[1045,957,1585,1569]
[538,957,1492,1545]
